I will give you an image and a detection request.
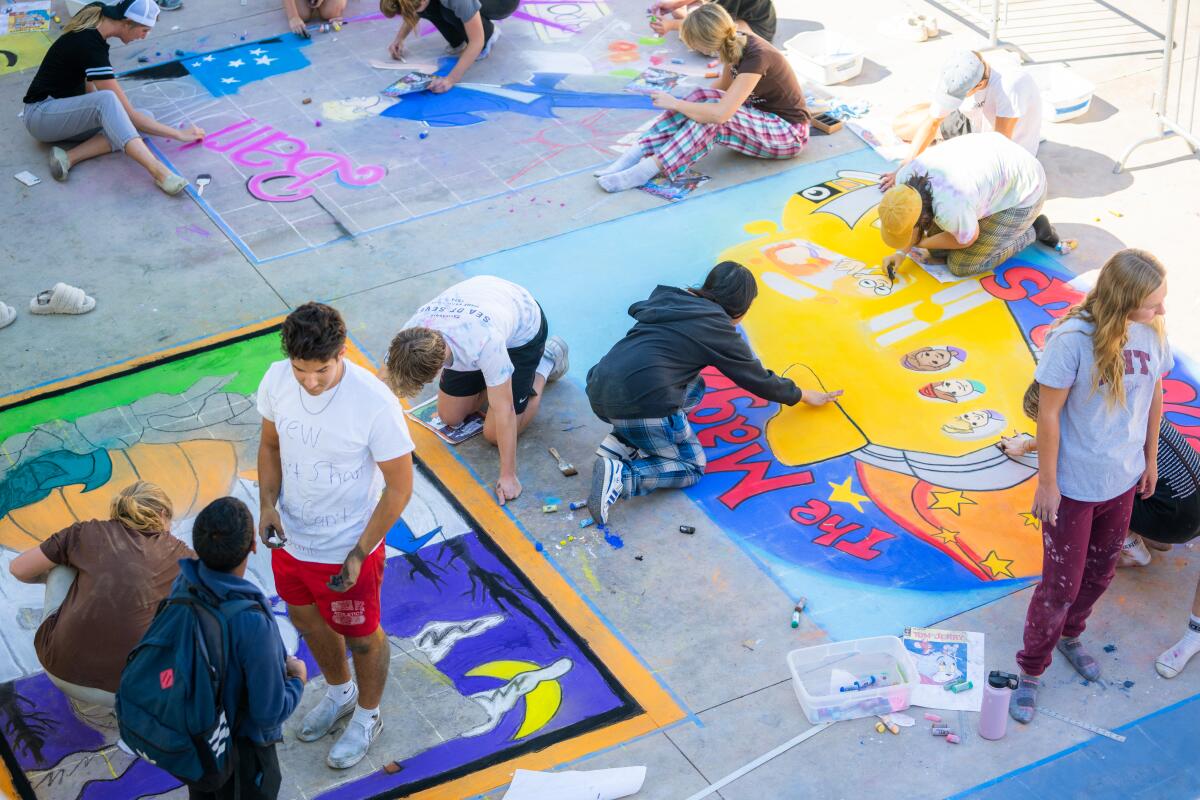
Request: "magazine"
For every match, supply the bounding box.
[625,67,683,95]
[638,170,710,202]
[901,626,985,711]
[406,396,484,445]
[382,71,434,97]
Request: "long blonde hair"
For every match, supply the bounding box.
[380,0,420,30]
[63,4,103,32]
[681,3,744,65]
[110,481,173,534]
[1054,248,1166,408]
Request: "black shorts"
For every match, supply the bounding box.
[1130,487,1200,545]
[438,309,548,415]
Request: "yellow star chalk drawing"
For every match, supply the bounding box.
[827,476,871,512]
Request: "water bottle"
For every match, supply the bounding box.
[978,670,1018,740]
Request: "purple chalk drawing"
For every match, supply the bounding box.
[186,118,386,202]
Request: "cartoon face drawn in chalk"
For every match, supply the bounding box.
[321,95,398,122]
[919,379,986,403]
[942,409,1005,439]
[901,346,967,372]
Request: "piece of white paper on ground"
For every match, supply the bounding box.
[902,627,985,711]
[907,249,961,284]
[502,766,646,800]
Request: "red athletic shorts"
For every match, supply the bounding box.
[271,545,386,638]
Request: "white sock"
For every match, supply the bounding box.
[327,680,355,705]
[352,704,380,727]
[597,157,660,193]
[535,353,554,379]
[593,146,645,177]
[1156,615,1200,678]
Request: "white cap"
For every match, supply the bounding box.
[930,50,985,115]
[122,0,160,27]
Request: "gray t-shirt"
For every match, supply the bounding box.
[1035,317,1173,502]
[441,0,481,22]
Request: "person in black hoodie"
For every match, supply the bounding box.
[585,261,842,524]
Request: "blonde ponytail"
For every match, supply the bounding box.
[380,0,420,30]
[110,481,173,534]
[681,3,744,65]
[63,4,103,32]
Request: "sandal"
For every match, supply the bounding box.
[1057,637,1101,682]
[29,283,96,315]
[49,146,70,182]
[0,302,15,329]
[156,173,189,196]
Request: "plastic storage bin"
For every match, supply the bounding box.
[787,635,917,724]
[1028,64,1095,123]
[783,31,864,85]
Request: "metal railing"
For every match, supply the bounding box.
[1116,0,1200,172]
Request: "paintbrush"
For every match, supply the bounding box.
[548,447,577,476]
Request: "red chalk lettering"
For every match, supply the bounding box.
[832,528,896,560]
[706,443,814,509]
[981,266,1049,301]
[790,499,830,525]
[689,387,769,427]
[1028,278,1084,315]
[812,514,861,546]
[697,415,761,448]
[1163,379,1200,446]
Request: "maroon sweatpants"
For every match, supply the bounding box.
[1016,487,1137,676]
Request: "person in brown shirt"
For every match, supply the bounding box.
[8,481,193,717]
[595,3,809,192]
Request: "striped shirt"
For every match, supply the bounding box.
[1159,418,1200,501]
[23,29,115,105]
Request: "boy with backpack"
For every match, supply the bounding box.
[117,497,306,799]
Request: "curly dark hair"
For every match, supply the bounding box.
[904,174,937,239]
[281,302,347,362]
[193,497,255,572]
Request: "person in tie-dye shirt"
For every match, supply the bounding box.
[875,132,1064,278]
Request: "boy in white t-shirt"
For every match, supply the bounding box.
[892,49,1044,159]
[383,276,569,505]
[256,303,415,770]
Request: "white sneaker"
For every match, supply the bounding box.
[477,24,500,60]
[543,335,570,382]
[1119,533,1152,567]
[298,685,358,742]
[327,714,383,769]
[588,457,624,525]
[596,433,639,462]
[445,42,467,55]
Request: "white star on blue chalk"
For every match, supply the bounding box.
[202,54,215,62]
[227,59,245,68]
[191,61,201,67]
[220,77,240,84]
[249,48,266,55]
[254,55,276,65]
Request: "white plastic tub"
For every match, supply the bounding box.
[1027,64,1096,123]
[787,636,917,724]
[783,31,864,86]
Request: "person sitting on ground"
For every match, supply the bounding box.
[650,0,777,42]
[21,0,202,195]
[283,0,345,35]
[893,49,1043,162]
[8,481,193,720]
[179,497,306,800]
[384,276,569,505]
[877,132,1065,279]
[381,0,515,93]
[584,261,843,525]
[595,3,809,193]
[1002,380,1200,567]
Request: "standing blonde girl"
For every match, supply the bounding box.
[594,3,809,192]
[1010,249,1171,724]
[22,0,202,194]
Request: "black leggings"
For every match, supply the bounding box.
[419,0,518,47]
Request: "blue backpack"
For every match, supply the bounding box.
[116,578,265,790]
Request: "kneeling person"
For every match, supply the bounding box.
[384,276,568,504]
[257,302,415,769]
[585,261,842,524]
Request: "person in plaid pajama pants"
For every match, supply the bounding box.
[595,3,809,193]
[584,262,843,525]
[876,132,1062,279]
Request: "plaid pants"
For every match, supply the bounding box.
[638,88,809,180]
[938,193,1045,277]
[608,380,707,497]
